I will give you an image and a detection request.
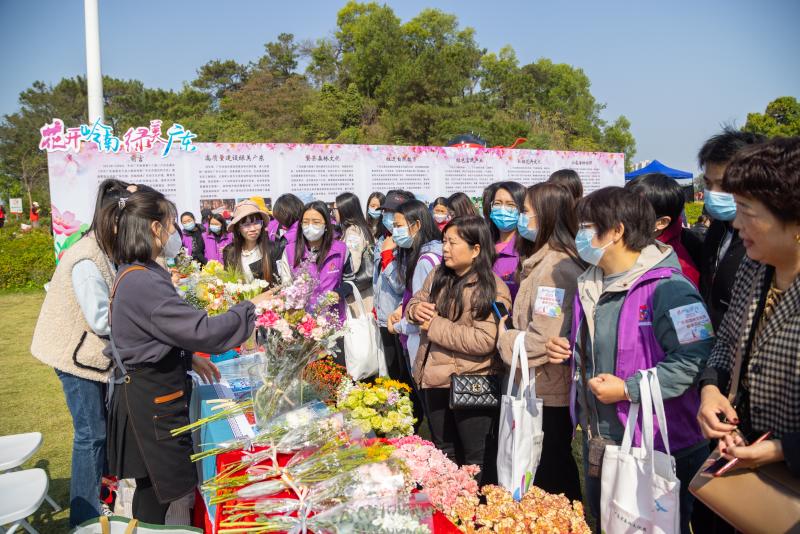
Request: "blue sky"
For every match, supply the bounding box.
[1,0,798,173]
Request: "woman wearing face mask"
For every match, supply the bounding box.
[279,201,349,321]
[179,211,206,264]
[372,190,417,384]
[267,194,304,256]
[545,187,712,533]
[430,197,450,231]
[202,213,232,264]
[30,179,132,527]
[483,181,527,301]
[496,183,585,501]
[406,215,511,484]
[223,200,279,284]
[385,200,443,425]
[102,189,271,524]
[365,192,387,239]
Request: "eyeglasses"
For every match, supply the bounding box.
[240,220,263,229]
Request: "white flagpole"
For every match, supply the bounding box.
[84,0,104,123]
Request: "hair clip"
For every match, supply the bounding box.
[118,197,127,210]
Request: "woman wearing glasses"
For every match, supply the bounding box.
[223,200,280,284]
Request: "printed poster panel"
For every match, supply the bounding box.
[46,142,624,259]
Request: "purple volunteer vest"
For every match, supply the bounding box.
[569,267,705,452]
[202,232,232,263]
[493,235,520,301]
[285,239,348,320]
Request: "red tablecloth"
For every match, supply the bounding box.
[193,446,461,533]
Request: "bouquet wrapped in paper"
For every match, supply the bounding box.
[212,438,394,505]
[251,261,343,423]
[178,259,268,315]
[192,401,331,463]
[337,378,416,438]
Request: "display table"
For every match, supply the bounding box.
[190,384,460,534]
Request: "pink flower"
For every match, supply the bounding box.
[51,205,82,236]
[296,314,318,338]
[255,309,280,328]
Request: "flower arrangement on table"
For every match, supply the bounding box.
[177,259,268,315]
[251,261,343,423]
[389,435,480,520]
[337,377,416,438]
[453,484,591,534]
[303,356,348,404]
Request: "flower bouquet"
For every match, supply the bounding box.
[305,501,433,534]
[454,484,591,534]
[337,378,416,438]
[212,438,394,505]
[191,401,331,463]
[178,259,268,315]
[388,435,480,519]
[251,261,343,424]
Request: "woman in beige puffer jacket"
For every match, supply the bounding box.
[407,215,511,485]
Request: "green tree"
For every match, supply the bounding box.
[191,59,249,109]
[743,96,800,137]
[336,2,404,99]
[259,33,300,78]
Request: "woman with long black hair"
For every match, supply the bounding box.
[496,182,585,501]
[406,215,511,484]
[365,192,386,239]
[279,200,349,320]
[385,199,442,424]
[223,200,279,284]
[334,192,374,276]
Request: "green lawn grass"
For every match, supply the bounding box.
[0,291,72,533]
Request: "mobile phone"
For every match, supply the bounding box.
[492,302,513,328]
[706,430,773,477]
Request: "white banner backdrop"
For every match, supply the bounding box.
[46,143,624,258]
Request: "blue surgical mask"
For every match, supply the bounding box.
[368,208,382,220]
[209,224,222,234]
[575,227,613,266]
[704,190,737,221]
[182,222,196,232]
[490,206,519,232]
[517,214,538,242]
[392,226,414,248]
[382,212,395,234]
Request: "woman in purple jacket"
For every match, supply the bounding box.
[278,201,349,322]
[482,181,529,301]
[202,213,232,264]
[179,212,206,264]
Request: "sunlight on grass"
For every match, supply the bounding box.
[0,291,72,533]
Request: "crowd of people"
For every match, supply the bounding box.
[29,129,799,531]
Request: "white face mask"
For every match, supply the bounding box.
[161,229,183,259]
[302,224,325,242]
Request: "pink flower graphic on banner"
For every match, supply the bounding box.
[51,205,82,236]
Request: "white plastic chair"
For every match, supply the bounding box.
[0,433,60,512]
[0,468,49,533]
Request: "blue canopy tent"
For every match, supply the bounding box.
[625,159,695,199]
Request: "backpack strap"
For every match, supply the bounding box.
[106,265,146,409]
[108,265,146,328]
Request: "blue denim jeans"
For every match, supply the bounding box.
[56,370,107,527]
[582,438,708,534]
